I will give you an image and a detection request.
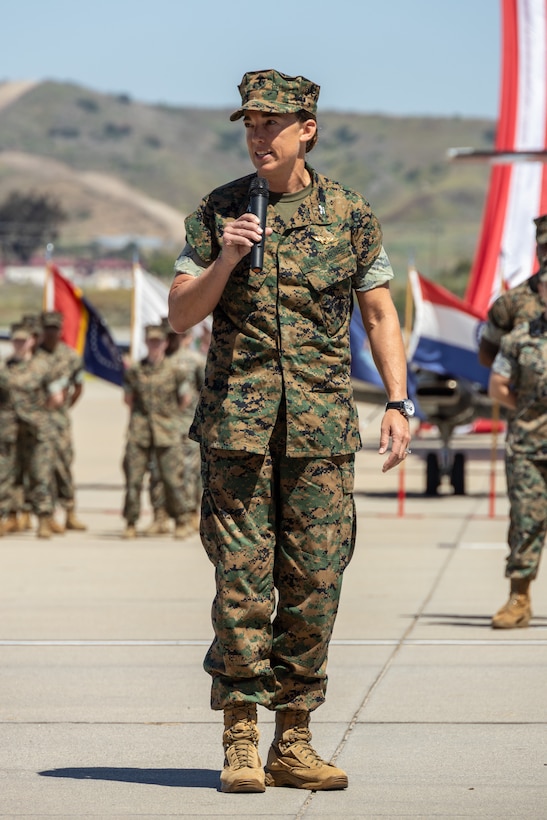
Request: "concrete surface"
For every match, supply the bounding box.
[1,377,546,819]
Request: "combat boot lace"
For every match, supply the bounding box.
[220,703,265,793]
[265,710,348,790]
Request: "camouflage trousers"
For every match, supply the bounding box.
[505,455,547,580]
[200,442,356,712]
[122,438,186,524]
[0,440,17,516]
[149,434,201,515]
[52,424,75,508]
[17,423,55,516]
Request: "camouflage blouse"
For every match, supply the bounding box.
[0,355,66,441]
[482,275,543,347]
[492,313,547,457]
[179,166,392,456]
[123,356,188,448]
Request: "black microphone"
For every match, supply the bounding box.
[248,176,269,272]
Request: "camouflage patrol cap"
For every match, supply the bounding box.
[21,314,41,334]
[160,316,177,336]
[534,214,547,243]
[145,323,167,340]
[41,310,63,329]
[10,323,31,341]
[230,69,320,121]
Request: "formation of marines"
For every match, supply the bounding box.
[0,312,205,542]
[0,311,86,538]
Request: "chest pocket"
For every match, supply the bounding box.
[298,235,356,336]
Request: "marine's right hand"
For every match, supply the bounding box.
[219,213,271,266]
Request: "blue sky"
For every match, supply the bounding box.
[2,0,500,118]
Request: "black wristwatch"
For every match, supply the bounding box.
[385,399,415,418]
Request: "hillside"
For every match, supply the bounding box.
[0,80,495,281]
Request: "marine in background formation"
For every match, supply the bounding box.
[121,323,194,539]
[0,321,66,539]
[146,320,205,538]
[34,311,87,532]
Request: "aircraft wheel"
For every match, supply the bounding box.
[451,452,466,495]
[425,452,440,496]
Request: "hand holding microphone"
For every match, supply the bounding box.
[248,176,269,272]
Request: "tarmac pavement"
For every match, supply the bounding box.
[1,377,546,819]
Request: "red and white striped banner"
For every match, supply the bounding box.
[465,0,547,316]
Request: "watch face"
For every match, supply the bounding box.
[403,399,415,417]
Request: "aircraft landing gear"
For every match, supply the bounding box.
[425,452,441,496]
[450,452,466,495]
[425,450,466,496]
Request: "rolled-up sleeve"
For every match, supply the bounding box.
[173,244,208,277]
[352,245,394,292]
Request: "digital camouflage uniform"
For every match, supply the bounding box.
[175,165,393,711]
[172,344,205,513]
[122,355,188,525]
[0,365,18,521]
[149,343,206,518]
[4,355,65,517]
[492,314,547,579]
[481,273,543,351]
[34,340,84,511]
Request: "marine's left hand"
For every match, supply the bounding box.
[378,410,412,472]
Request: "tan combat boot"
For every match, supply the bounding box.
[220,703,265,793]
[4,513,20,534]
[492,578,532,629]
[17,511,32,531]
[174,514,193,539]
[121,523,137,539]
[49,516,66,535]
[265,710,348,790]
[144,508,171,535]
[66,510,87,531]
[37,516,52,540]
[0,519,4,537]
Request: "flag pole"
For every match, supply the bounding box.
[43,242,54,309]
[130,252,139,363]
[397,264,415,517]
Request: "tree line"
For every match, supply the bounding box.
[0,192,66,263]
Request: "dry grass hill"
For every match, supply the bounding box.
[0,79,495,287]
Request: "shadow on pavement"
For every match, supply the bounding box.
[417,612,547,628]
[38,767,219,789]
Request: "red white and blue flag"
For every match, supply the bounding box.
[408,270,490,389]
[465,0,547,316]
